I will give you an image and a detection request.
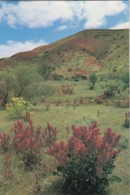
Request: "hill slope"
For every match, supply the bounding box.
[0,29,128,79]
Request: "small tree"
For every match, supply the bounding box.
[0,69,15,107]
[104,83,117,98]
[89,74,97,89]
[120,72,129,88]
[14,65,41,98]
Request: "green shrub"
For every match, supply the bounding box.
[104,83,117,98]
[123,118,129,128]
[89,73,97,88]
[37,83,56,97]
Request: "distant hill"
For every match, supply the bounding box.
[0,29,128,79]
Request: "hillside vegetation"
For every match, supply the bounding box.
[0,29,129,195]
[0,29,128,80]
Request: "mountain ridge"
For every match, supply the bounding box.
[0,29,128,79]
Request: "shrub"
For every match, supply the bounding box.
[48,122,121,195]
[42,122,57,147]
[79,96,85,104]
[89,74,97,89]
[6,97,32,118]
[14,65,41,98]
[13,112,57,170]
[66,99,70,108]
[45,104,51,111]
[0,133,11,152]
[123,111,129,128]
[0,69,16,107]
[34,174,42,193]
[95,95,106,104]
[104,83,117,98]
[61,85,74,95]
[123,118,129,128]
[55,99,62,106]
[114,99,128,108]
[3,154,12,180]
[53,74,64,80]
[120,72,129,88]
[37,83,56,97]
[13,120,43,170]
[40,96,46,103]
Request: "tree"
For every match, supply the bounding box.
[14,65,41,98]
[104,83,117,98]
[0,69,15,107]
[89,73,97,89]
[120,72,129,88]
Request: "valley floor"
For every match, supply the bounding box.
[0,103,129,195]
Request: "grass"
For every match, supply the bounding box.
[0,29,129,194]
[0,103,129,195]
[0,79,129,195]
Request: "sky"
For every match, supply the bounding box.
[0,0,129,59]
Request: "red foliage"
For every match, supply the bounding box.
[12,112,57,169]
[47,121,121,176]
[3,154,12,180]
[13,120,43,154]
[42,122,57,147]
[0,133,11,152]
[47,141,68,166]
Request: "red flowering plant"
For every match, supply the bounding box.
[47,122,121,195]
[42,122,57,147]
[0,133,11,152]
[13,112,57,170]
[3,154,12,180]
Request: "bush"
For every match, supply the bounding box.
[48,122,121,195]
[13,112,57,170]
[89,74,97,88]
[0,69,16,107]
[114,99,129,108]
[120,72,129,88]
[61,85,74,95]
[79,96,85,104]
[0,133,11,152]
[53,74,64,80]
[104,89,114,98]
[42,122,57,147]
[6,97,32,119]
[123,118,129,128]
[3,154,12,180]
[13,119,43,170]
[104,83,117,98]
[95,95,106,104]
[14,65,41,98]
[37,83,56,97]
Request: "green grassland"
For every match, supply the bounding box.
[0,29,129,194]
[0,79,129,195]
